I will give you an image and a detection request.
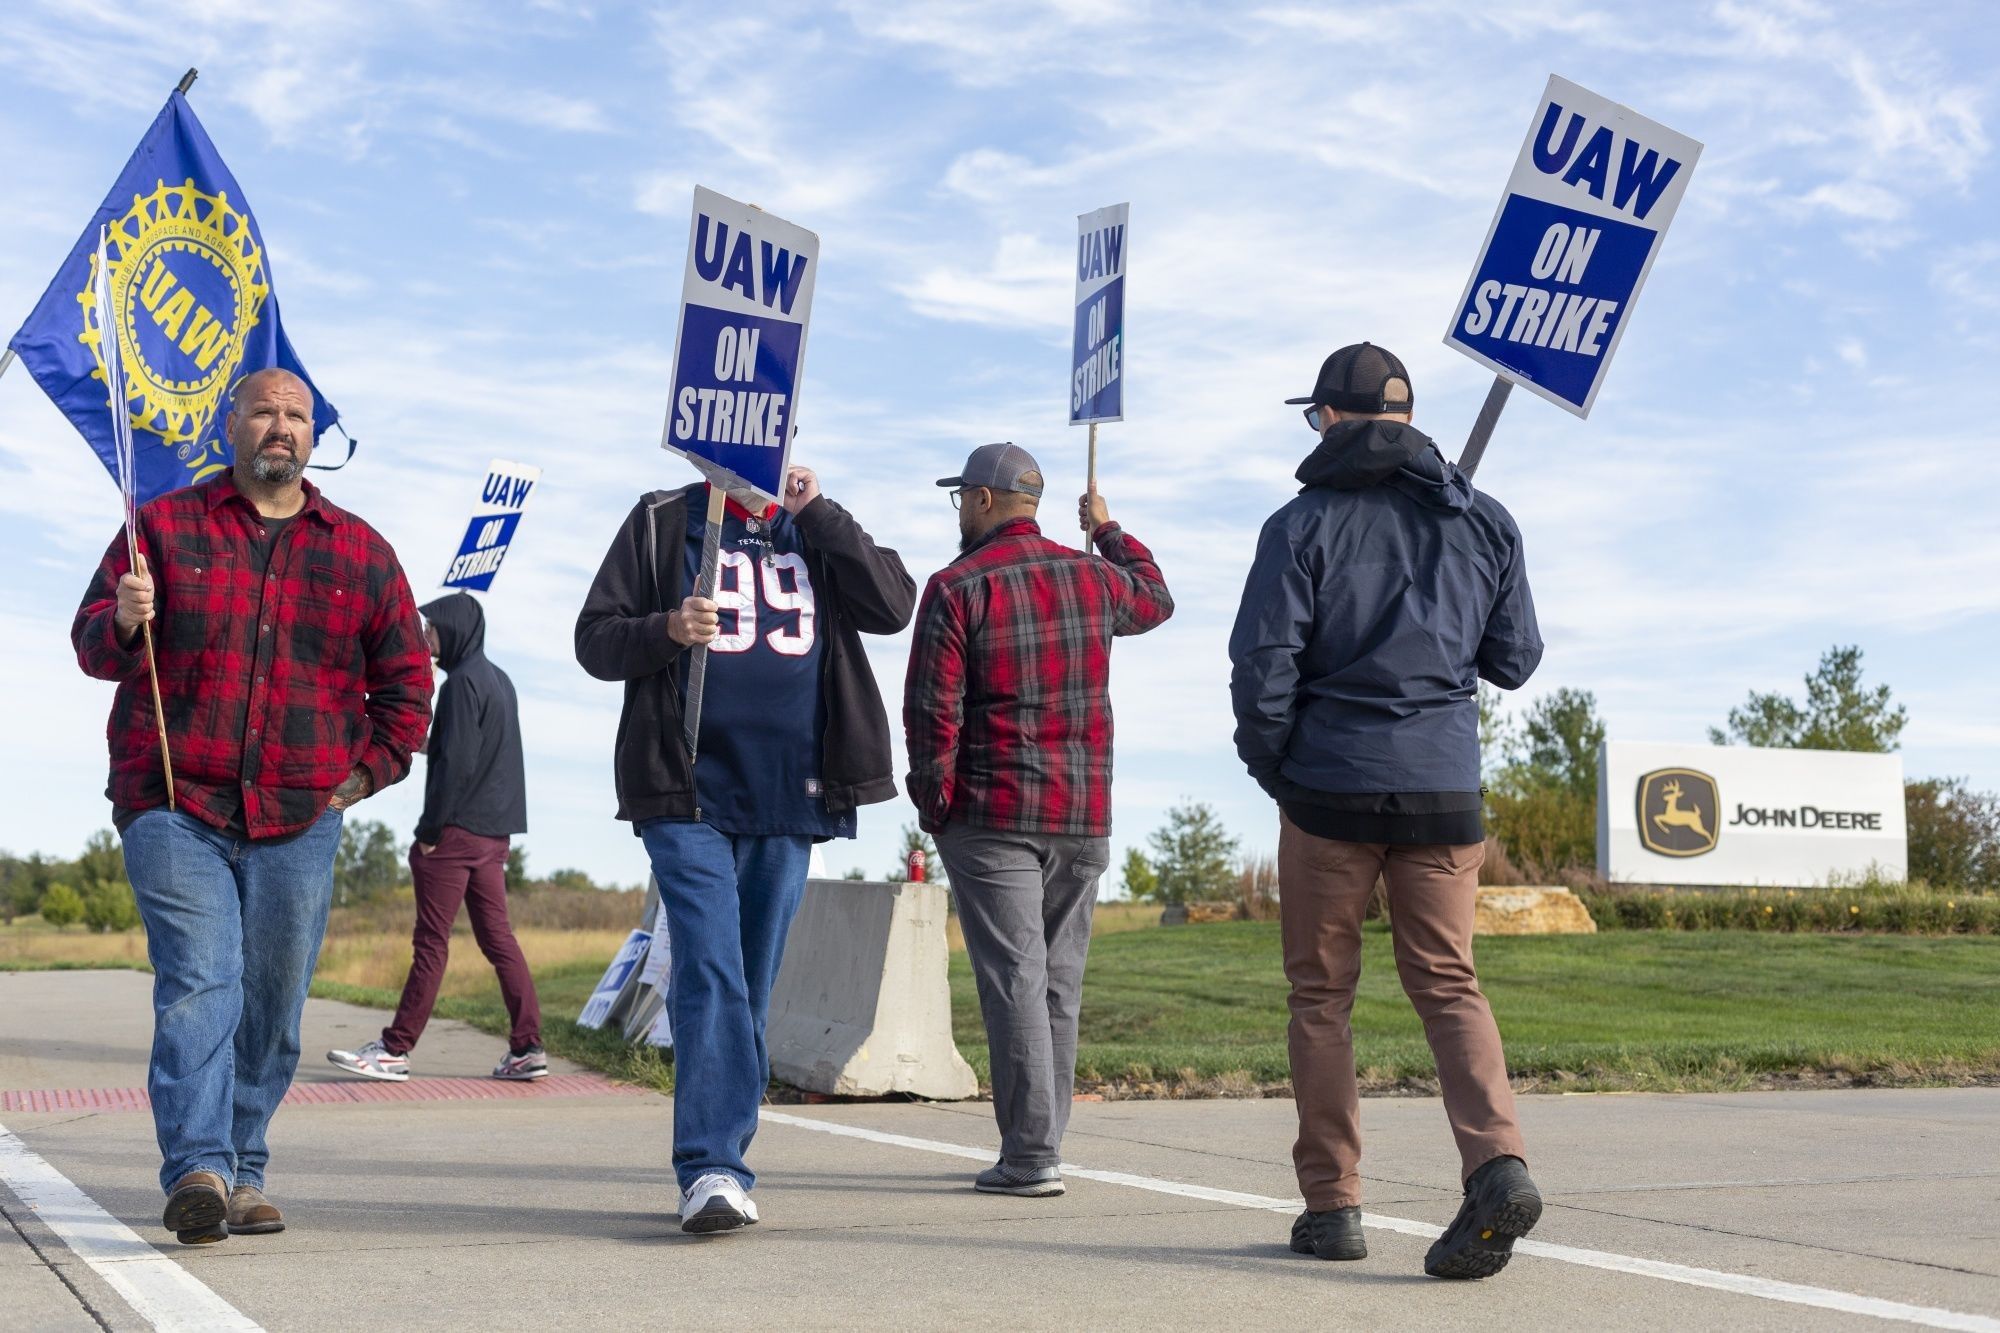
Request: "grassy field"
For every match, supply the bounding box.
[950,923,2000,1094]
[9,914,1998,1097]
[0,915,152,969]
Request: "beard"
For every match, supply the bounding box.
[250,449,302,483]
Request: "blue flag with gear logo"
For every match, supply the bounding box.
[7,91,338,507]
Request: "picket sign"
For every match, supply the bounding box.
[441,460,540,591]
[656,187,820,761]
[1070,203,1128,547]
[1445,76,1701,475]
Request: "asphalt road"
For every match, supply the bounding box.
[3,970,1997,1331]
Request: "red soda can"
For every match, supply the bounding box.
[907,848,926,883]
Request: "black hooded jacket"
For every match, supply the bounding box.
[1228,420,1542,837]
[415,593,528,844]
[573,486,915,834]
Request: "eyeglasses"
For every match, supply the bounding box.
[1302,406,1327,432]
[949,486,987,511]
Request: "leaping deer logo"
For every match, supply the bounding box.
[1636,768,1721,857]
[1652,779,1711,841]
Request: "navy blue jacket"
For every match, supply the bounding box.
[1228,420,1542,796]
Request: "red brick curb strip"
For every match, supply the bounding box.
[2,1073,644,1113]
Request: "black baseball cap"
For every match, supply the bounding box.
[935,441,1045,497]
[1285,342,1414,414]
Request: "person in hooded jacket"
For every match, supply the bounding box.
[575,462,914,1236]
[327,591,541,1083]
[1228,343,1545,1281]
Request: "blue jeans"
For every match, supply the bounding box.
[121,807,343,1194]
[638,820,810,1193]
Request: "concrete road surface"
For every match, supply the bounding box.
[2,970,1997,1331]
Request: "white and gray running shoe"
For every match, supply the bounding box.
[679,1172,759,1234]
[974,1160,1065,1197]
[492,1047,548,1081]
[326,1038,410,1082]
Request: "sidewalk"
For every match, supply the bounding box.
[3,971,1997,1330]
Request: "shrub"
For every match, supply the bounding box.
[1236,853,1279,921]
[82,879,142,933]
[1140,802,1241,906]
[39,883,86,929]
[1905,778,2000,889]
[1577,882,1998,935]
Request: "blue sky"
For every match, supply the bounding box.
[2,0,1995,888]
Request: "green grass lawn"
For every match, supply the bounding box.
[13,917,1997,1096]
[945,923,2000,1094]
[305,924,2000,1097]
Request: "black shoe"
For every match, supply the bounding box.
[1289,1206,1366,1260]
[1424,1156,1542,1280]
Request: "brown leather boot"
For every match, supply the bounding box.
[162,1170,228,1245]
[227,1184,285,1235]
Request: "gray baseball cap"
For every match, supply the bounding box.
[935,441,1044,498]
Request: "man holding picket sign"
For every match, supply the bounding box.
[905,444,1172,1197]
[576,187,915,1235]
[1228,343,1544,1278]
[330,461,543,1084]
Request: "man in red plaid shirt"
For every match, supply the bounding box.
[71,368,431,1245]
[904,442,1172,1197]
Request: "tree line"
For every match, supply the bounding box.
[0,819,636,932]
[1120,645,2000,905]
[7,645,1994,928]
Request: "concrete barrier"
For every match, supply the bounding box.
[766,878,977,1100]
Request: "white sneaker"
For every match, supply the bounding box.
[678,1172,759,1234]
[326,1038,410,1082]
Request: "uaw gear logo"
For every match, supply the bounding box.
[76,178,269,483]
[1636,768,1721,858]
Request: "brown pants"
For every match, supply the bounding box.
[1278,813,1525,1210]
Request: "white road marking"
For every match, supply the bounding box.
[761,1110,2000,1332]
[0,1122,262,1332]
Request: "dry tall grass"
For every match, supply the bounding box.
[0,926,150,969]
[314,926,634,996]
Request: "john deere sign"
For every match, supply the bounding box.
[1600,742,1905,887]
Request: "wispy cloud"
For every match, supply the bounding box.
[1,1,1995,886]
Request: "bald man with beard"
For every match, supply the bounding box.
[71,368,433,1245]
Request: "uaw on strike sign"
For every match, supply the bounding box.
[1446,76,1701,417]
[442,460,540,591]
[1070,203,1128,425]
[660,186,819,503]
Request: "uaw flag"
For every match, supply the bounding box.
[7,91,337,507]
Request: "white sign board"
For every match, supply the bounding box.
[1070,202,1128,425]
[576,929,651,1029]
[659,186,819,506]
[441,460,540,591]
[1445,75,1701,417]
[1598,742,1906,887]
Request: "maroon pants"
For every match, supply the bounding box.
[383,827,541,1054]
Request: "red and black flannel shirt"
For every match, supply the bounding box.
[903,517,1172,837]
[72,474,433,839]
